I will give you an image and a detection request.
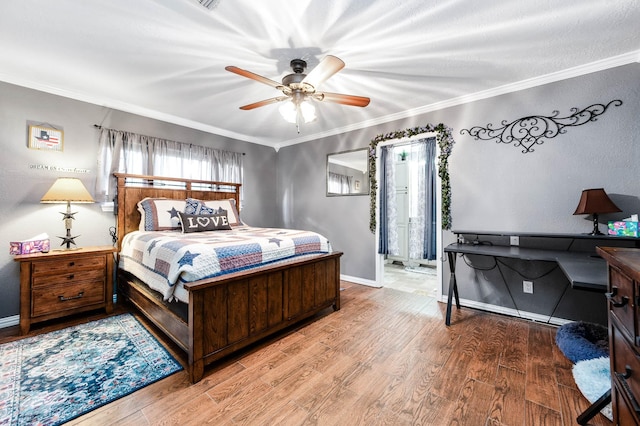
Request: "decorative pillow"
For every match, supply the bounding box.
[177,211,232,233]
[185,198,212,215]
[185,198,242,226]
[137,198,186,231]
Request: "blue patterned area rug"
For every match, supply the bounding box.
[0,313,183,426]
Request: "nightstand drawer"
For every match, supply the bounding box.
[32,255,106,275]
[32,268,105,288]
[31,281,105,317]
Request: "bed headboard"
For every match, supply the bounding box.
[114,173,242,250]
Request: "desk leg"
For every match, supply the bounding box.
[576,388,611,424]
[446,251,460,326]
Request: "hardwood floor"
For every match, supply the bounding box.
[2,282,611,425]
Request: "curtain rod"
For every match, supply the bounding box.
[93,124,245,155]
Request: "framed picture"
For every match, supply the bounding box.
[28,124,64,151]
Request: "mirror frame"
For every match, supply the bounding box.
[326,148,370,197]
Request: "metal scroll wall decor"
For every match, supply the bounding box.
[460,99,622,154]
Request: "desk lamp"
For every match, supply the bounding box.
[573,188,621,235]
[41,177,95,249]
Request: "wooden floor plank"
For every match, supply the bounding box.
[558,384,611,426]
[465,315,507,384]
[447,377,495,426]
[487,365,526,426]
[499,317,529,372]
[526,400,563,426]
[526,325,561,412]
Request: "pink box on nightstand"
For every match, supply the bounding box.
[10,233,50,255]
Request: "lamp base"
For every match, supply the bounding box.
[589,213,603,236]
[58,202,80,249]
[58,233,80,249]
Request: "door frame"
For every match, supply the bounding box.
[373,132,443,299]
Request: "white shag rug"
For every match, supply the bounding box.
[572,356,612,421]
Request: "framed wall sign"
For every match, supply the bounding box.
[28,124,64,151]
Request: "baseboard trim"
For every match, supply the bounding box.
[437,295,572,326]
[0,315,19,329]
[340,274,380,288]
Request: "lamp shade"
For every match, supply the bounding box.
[573,188,621,215]
[41,177,95,203]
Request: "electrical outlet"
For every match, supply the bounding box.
[510,236,519,246]
[523,280,533,294]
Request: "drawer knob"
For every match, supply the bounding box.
[605,287,629,308]
[69,261,75,267]
[59,292,84,301]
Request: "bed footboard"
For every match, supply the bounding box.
[119,251,342,383]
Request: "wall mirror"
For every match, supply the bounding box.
[326,148,370,196]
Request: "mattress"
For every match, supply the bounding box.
[118,226,332,303]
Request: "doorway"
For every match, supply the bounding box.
[375,134,443,299]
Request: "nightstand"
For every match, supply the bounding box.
[14,245,116,334]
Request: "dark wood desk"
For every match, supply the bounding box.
[443,243,608,326]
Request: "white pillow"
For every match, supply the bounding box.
[137,198,186,231]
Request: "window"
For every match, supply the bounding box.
[96,128,242,204]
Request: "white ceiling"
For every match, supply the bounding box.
[1,0,639,150]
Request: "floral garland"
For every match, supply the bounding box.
[369,123,455,233]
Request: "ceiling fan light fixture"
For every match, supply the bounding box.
[279,101,297,124]
[299,100,317,123]
[279,99,316,124]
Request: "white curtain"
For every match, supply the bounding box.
[408,140,427,260]
[385,147,399,256]
[96,128,243,203]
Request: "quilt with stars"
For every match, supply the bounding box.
[118,226,332,303]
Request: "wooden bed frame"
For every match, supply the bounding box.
[114,173,342,383]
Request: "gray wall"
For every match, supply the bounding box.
[0,81,278,320]
[276,133,375,280]
[278,63,640,322]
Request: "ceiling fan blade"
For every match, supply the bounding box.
[301,55,345,89]
[225,66,283,89]
[239,96,288,110]
[316,92,370,107]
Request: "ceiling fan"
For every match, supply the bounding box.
[225,55,370,132]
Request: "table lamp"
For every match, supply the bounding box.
[573,188,621,235]
[41,177,95,249]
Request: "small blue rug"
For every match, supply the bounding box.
[555,321,608,363]
[0,314,183,426]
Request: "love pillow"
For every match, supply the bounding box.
[185,198,243,227]
[177,211,232,233]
